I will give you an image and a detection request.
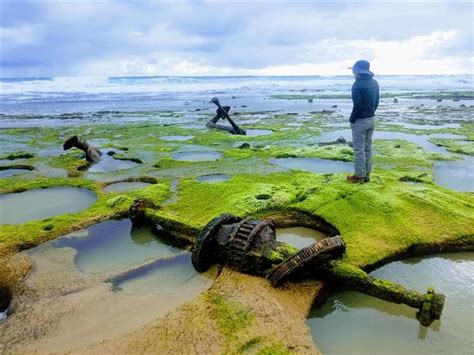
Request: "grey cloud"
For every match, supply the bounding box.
[0,0,472,76]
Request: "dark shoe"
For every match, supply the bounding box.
[364,174,370,182]
[346,175,365,183]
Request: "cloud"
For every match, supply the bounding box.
[0,24,42,47]
[0,0,472,76]
[250,31,471,76]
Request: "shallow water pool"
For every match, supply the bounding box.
[7,219,214,351]
[111,252,208,294]
[85,155,139,173]
[245,129,273,137]
[0,168,32,178]
[433,155,474,192]
[196,174,230,183]
[276,227,327,249]
[316,129,466,154]
[54,219,181,274]
[172,151,222,162]
[307,252,474,355]
[0,187,97,225]
[103,181,152,193]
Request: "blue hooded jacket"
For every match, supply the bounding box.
[349,74,379,123]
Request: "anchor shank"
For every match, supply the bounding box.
[205,122,236,133]
[324,262,445,326]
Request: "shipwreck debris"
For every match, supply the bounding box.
[207,97,246,135]
[63,135,102,162]
[191,213,344,276]
[326,263,445,326]
[268,237,345,286]
[191,213,446,326]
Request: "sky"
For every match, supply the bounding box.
[1,0,473,77]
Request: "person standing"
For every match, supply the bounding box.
[347,60,379,183]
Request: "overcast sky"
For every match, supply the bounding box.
[1,0,473,77]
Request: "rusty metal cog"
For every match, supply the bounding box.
[268,235,346,286]
[191,213,241,272]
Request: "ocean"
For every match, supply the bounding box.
[0,75,472,127]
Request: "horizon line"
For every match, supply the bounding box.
[1,73,473,79]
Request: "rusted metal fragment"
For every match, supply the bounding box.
[208,97,246,135]
[63,135,102,162]
[268,236,346,286]
[327,263,445,326]
[191,214,344,278]
[192,213,241,272]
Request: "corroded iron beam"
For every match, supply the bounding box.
[324,262,445,326]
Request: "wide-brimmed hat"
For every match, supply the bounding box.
[349,60,374,75]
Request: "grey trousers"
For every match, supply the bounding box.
[350,117,375,178]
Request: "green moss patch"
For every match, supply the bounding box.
[207,291,254,337]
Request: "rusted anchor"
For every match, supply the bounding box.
[207,97,246,135]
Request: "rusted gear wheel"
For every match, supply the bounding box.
[268,235,346,287]
[192,213,241,272]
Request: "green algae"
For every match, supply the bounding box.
[4,126,472,269]
[207,292,254,337]
[0,164,34,172]
[257,342,291,355]
[0,152,35,160]
[106,195,130,208]
[267,243,299,264]
[408,91,474,100]
[1,107,473,308]
[270,91,474,101]
[0,176,170,252]
[1,103,474,354]
[237,337,262,353]
[429,138,474,155]
[48,152,89,174]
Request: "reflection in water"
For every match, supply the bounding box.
[196,174,230,183]
[316,129,465,154]
[276,227,327,249]
[245,129,273,137]
[84,155,139,173]
[433,156,474,192]
[111,252,206,294]
[171,151,222,161]
[10,220,214,352]
[307,252,474,354]
[0,187,97,225]
[36,163,68,178]
[130,225,157,246]
[0,168,31,178]
[103,181,152,193]
[54,220,181,274]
